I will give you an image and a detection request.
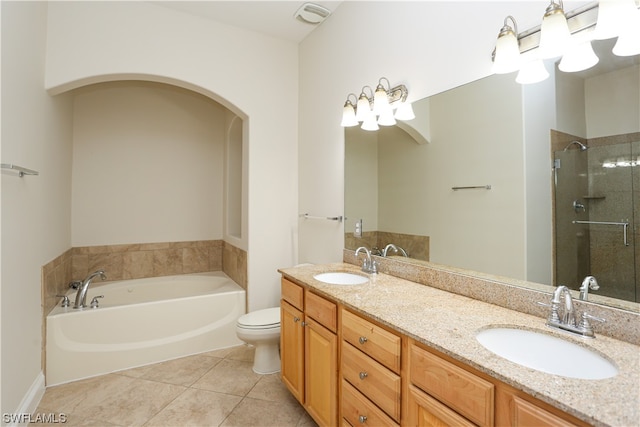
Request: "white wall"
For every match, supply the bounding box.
[586,64,640,138]
[298,1,590,264]
[71,81,225,246]
[1,1,74,415]
[45,1,298,311]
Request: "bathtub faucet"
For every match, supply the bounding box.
[74,270,107,309]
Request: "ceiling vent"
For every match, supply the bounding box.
[294,3,331,25]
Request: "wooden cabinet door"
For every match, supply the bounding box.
[281,301,305,404]
[407,385,476,427]
[305,316,338,427]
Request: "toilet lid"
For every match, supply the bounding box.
[237,307,280,329]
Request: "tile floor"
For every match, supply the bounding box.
[35,345,317,426]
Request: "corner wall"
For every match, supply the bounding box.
[1,1,73,415]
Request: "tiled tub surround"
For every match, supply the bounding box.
[41,240,247,373]
[280,261,640,427]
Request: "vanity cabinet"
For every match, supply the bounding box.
[280,278,338,427]
[280,273,594,427]
[341,308,401,426]
[408,340,494,426]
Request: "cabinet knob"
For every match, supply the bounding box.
[359,371,368,380]
[358,336,368,345]
[301,321,307,327]
[293,317,300,323]
[358,415,368,424]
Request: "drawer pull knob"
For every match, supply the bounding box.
[359,371,368,380]
[358,336,368,344]
[293,317,300,323]
[301,321,307,327]
[359,415,368,424]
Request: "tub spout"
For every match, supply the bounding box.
[74,270,107,309]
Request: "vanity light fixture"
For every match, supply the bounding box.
[341,93,358,127]
[539,0,571,59]
[492,1,640,85]
[492,16,521,74]
[341,77,414,130]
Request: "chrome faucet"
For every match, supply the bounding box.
[355,246,377,274]
[579,276,599,301]
[74,270,107,309]
[382,243,408,257]
[538,285,605,338]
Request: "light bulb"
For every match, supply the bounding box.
[373,85,390,115]
[355,93,371,122]
[559,41,599,72]
[516,59,549,84]
[361,111,379,131]
[341,101,358,127]
[539,2,571,59]
[492,19,520,74]
[394,101,415,121]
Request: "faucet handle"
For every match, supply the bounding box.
[536,300,561,324]
[90,295,104,309]
[55,295,70,307]
[578,312,606,338]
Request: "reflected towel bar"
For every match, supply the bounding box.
[573,220,629,246]
[1,163,39,177]
[299,213,343,222]
[452,185,491,191]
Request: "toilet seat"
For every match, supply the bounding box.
[237,307,280,330]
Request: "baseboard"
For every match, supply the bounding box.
[6,372,45,426]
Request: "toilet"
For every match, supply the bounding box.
[236,307,281,374]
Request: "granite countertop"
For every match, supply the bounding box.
[278,262,640,427]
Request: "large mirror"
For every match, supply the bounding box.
[345,38,640,311]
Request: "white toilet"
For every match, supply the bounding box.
[236,307,281,374]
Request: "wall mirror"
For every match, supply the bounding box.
[345,38,640,311]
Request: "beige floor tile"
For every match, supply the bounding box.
[224,344,255,362]
[246,373,297,404]
[119,354,222,386]
[144,388,242,427]
[192,359,261,397]
[59,374,185,426]
[220,397,306,427]
[201,345,248,360]
[296,412,319,427]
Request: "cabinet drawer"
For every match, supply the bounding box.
[306,291,337,333]
[407,384,475,427]
[341,379,399,427]
[281,278,303,310]
[341,309,401,373]
[342,341,401,421]
[512,396,577,427]
[410,343,494,427]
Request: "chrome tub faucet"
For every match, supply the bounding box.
[382,243,408,257]
[74,270,107,309]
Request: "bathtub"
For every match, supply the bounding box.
[46,272,246,386]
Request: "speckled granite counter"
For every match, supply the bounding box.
[279,262,640,427]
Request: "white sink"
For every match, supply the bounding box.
[313,272,369,286]
[476,327,617,380]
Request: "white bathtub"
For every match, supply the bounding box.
[46,272,246,385]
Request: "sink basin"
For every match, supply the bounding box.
[476,327,617,380]
[313,272,369,285]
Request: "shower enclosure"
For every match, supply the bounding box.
[554,138,640,303]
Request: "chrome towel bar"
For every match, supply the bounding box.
[299,213,343,222]
[573,220,630,246]
[452,185,491,191]
[1,163,39,177]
